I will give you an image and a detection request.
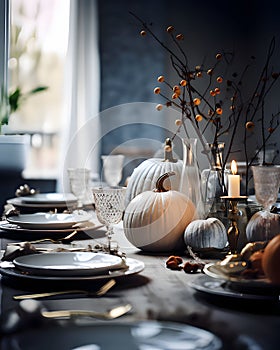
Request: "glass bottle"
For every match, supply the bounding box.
[179,138,204,218]
[201,142,228,219]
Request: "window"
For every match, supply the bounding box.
[8,0,70,178]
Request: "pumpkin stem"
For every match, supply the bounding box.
[164,138,177,163]
[155,171,176,192]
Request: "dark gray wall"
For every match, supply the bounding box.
[98,0,280,177]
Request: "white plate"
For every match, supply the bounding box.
[7,196,78,211]
[0,257,144,281]
[3,321,222,350]
[13,252,123,276]
[0,221,104,236]
[7,212,92,230]
[21,193,78,204]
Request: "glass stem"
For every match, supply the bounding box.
[106,225,113,252]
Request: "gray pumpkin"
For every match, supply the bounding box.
[184,218,227,250]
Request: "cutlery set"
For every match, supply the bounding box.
[0,298,132,334]
[0,279,132,335]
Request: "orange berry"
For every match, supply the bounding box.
[230,105,235,111]
[207,69,213,75]
[195,114,203,122]
[214,87,221,94]
[216,108,223,115]
[156,104,163,111]
[176,33,184,40]
[210,90,216,96]
[268,127,274,133]
[196,72,202,78]
[167,26,174,33]
[216,76,223,83]
[193,98,201,106]
[154,87,161,94]
[157,75,165,83]
[246,121,254,130]
[216,53,222,60]
[172,92,178,99]
[140,30,146,36]
[173,85,180,92]
[180,79,187,86]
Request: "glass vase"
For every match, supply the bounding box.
[246,165,280,242]
[201,142,228,219]
[179,138,204,218]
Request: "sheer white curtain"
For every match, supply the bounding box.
[57,0,100,192]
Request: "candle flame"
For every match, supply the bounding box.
[231,160,238,175]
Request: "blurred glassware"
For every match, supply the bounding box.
[246,165,280,242]
[67,168,91,207]
[256,148,277,165]
[101,155,125,187]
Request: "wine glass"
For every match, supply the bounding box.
[249,165,280,240]
[101,155,125,186]
[92,186,126,253]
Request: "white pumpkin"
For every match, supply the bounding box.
[246,211,280,242]
[125,138,183,206]
[123,172,197,252]
[184,218,227,250]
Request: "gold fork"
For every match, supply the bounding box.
[13,278,116,300]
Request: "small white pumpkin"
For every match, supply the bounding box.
[184,217,227,250]
[125,139,183,206]
[246,211,280,242]
[123,172,197,252]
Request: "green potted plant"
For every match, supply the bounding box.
[0,85,48,172]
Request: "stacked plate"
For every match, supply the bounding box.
[0,252,145,282]
[2,192,101,237]
[6,212,92,230]
[13,252,124,276]
[0,211,103,238]
[7,193,79,213]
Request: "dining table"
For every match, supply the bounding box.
[0,216,279,349]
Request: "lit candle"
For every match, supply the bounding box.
[228,160,240,197]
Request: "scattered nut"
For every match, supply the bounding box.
[166,260,182,270]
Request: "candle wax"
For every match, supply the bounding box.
[228,174,240,197]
